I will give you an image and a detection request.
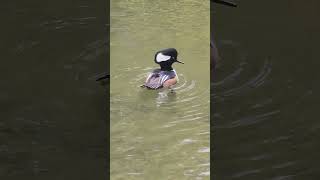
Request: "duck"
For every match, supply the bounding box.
[142,48,184,90]
[96,0,236,83]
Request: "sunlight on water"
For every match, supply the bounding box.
[110,0,209,179]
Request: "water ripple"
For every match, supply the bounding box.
[111,64,210,179]
[212,59,272,102]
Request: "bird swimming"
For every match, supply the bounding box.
[141,48,184,90]
[96,0,236,84]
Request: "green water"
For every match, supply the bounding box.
[110,0,210,179]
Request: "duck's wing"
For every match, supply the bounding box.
[144,71,175,89]
[143,72,162,89]
[145,76,162,89]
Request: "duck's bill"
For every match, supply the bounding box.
[212,0,237,7]
[176,60,184,64]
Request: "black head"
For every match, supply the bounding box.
[154,48,184,71]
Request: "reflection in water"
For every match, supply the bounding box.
[110,0,209,179]
[212,0,320,179]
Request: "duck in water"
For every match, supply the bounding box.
[96,0,236,83]
[142,48,184,90]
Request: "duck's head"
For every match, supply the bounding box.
[154,48,184,71]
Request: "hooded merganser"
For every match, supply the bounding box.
[142,48,184,90]
[95,0,235,84]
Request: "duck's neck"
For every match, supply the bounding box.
[160,65,173,71]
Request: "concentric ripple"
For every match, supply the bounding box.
[211,39,298,179]
[212,40,272,102]
[110,65,210,179]
[112,65,209,110]
[212,40,278,129]
[213,59,272,102]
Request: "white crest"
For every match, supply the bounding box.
[156,53,171,62]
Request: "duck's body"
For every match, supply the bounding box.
[144,69,178,89]
[143,48,183,90]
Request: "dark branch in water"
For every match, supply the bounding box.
[96,73,110,81]
[212,0,237,7]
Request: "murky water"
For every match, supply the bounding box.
[110,0,210,179]
[1,1,108,179]
[212,0,320,179]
